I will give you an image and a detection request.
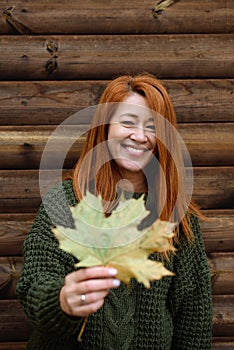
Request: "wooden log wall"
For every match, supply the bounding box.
[0,1,233,349]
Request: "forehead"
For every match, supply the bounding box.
[111,94,154,121]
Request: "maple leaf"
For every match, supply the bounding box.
[52,192,175,288]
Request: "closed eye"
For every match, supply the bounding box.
[145,125,156,132]
[120,120,135,127]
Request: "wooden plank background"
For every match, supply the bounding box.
[0,1,233,349]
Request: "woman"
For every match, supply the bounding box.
[17,73,212,349]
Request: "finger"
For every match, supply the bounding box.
[73,298,105,317]
[70,266,118,283]
[79,290,109,306]
[78,276,121,294]
[60,286,109,317]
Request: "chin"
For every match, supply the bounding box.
[120,161,146,173]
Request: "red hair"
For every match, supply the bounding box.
[73,73,202,241]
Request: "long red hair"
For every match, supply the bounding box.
[73,73,202,241]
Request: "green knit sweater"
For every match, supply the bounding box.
[17,181,212,350]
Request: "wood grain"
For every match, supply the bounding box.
[1,253,233,299]
[0,35,233,80]
[212,295,234,337]
[0,257,22,299]
[0,167,233,212]
[0,343,27,350]
[209,253,234,295]
[0,123,233,169]
[0,300,32,342]
[0,210,233,255]
[202,210,234,253]
[192,167,234,210]
[0,80,233,125]
[0,0,233,34]
[212,338,234,350]
[0,1,233,346]
[0,214,34,256]
[0,296,233,341]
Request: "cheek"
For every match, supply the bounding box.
[150,136,157,152]
[108,124,121,140]
[107,140,116,158]
[107,125,126,156]
[107,132,121,159]
[107,127,115,157]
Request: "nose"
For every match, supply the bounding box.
[129,126,148,143]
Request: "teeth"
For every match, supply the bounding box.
[125,146,144,153]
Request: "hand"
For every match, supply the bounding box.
[59,266,120,317]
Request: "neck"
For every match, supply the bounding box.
[117,170,148,193]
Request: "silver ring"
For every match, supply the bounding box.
[81,294,86,305]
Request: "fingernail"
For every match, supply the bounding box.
[108,268,118,276]
[112,279,121,287]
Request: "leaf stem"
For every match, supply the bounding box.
[77,315,89,342]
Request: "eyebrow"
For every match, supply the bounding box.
[119,113,137,118]
[119,113,154,122]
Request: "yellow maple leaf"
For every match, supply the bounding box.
[52,192,175,288]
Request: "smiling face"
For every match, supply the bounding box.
[107,93,157,186]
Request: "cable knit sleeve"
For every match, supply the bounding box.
[16,181,83,338]
[168,215,213,350]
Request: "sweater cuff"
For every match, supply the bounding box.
[25,276,83,336]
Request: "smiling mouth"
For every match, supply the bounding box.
[122,145,148,154]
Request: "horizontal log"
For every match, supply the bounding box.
[0,167,233,213]
[0,0,233,34]
[0,340,232,349]
[0,257,22,299]
[0,300,32,342]
[0,338,232,348]
[0,214,35,256]
[0,34,233,80]
[0,210,233,256]
[0,340,233,350]
[0,80,233,125]
[209,253,234,295]
[180,123,234,166]
[0,343,27,350]
[1,253,234,299]
[192,167,234,210]
[212,295,234,337]
[202,210,234,253]
[0,296,233,342]
[0,123,233,169]
[212,338,234,350]
[0,125,87,170]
